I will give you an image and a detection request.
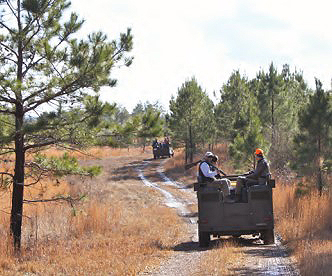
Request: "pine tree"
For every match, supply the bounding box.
[0,0,133,250]
[254,63,308,169]
[216,71,267,169]
[138,108,164,151]
[169,77,214,163]
[293,79,332,193]
[215,70,251,140]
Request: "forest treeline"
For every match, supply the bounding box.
[51,62,330,194]
[60,64,332,193]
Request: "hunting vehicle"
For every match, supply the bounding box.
[194,175,275,247]
[153,143,174,159]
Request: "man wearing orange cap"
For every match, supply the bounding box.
[235,148,270,202]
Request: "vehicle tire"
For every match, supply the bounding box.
[261,229,275,245]
[199,231,210,247]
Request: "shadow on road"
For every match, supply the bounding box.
[108,158,160,181]
[172,241,207,252]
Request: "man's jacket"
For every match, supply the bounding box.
[197,161,217,183]
[247,158,270,181]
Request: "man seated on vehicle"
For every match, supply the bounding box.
[164,136,170,145]
[198,152,234,203]
[152,138,159,148]
[235,148,270,202]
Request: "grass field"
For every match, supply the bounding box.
[0,147,184,275]
[0,145,331,275]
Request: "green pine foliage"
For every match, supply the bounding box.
[216,71,268,169]
[0,0,133,249]
[33,152,102,177]
[169,77,214,162]
[254,63,308,168]
[293,79,332,191]
[215,70,252,140]
[229,115,268,169]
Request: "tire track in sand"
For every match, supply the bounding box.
[137,159,205,276]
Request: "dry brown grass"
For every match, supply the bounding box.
[40,146,143,160]
[274,179,332,276]
[0,201,182,275]
[0,146,185,275]
[195,240,243,276]
[2,144,331,275]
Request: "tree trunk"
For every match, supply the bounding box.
[185,140,188,164]
[317,136,323,195]
[10,104,25,252]
[189,125,193,163]
[11,2,25,251]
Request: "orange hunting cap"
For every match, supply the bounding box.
[255,148,264,156]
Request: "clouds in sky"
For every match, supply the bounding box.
[71,0,332,112]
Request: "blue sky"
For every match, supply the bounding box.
[70,0,332,112]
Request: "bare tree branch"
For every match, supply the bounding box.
[24,140,56,151]
[24,79,80,112]
[0,18,15,34]
[0,171,14,178]
[0,42,18,59]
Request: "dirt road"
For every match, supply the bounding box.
[134,157,300,276]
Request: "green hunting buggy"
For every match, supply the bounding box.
[194,176,275,247]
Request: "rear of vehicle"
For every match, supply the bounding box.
[195,179,275,247]
[153,144,174,159]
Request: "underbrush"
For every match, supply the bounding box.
[274,179,332,276]
[0,201,182,275]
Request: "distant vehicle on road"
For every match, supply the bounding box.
[153,143,174,159]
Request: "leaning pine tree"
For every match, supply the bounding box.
[0,0,133,251]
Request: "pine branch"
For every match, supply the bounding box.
[23,195,85,205]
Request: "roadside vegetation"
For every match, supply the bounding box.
[0,147,184,275]
[274,179,332,276]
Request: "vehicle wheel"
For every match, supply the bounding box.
[261,229,275,245]
[199,231,210,247]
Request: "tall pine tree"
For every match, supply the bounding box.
[0,0,133,250]
[293,79,332,193]
[169,77,214,163]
